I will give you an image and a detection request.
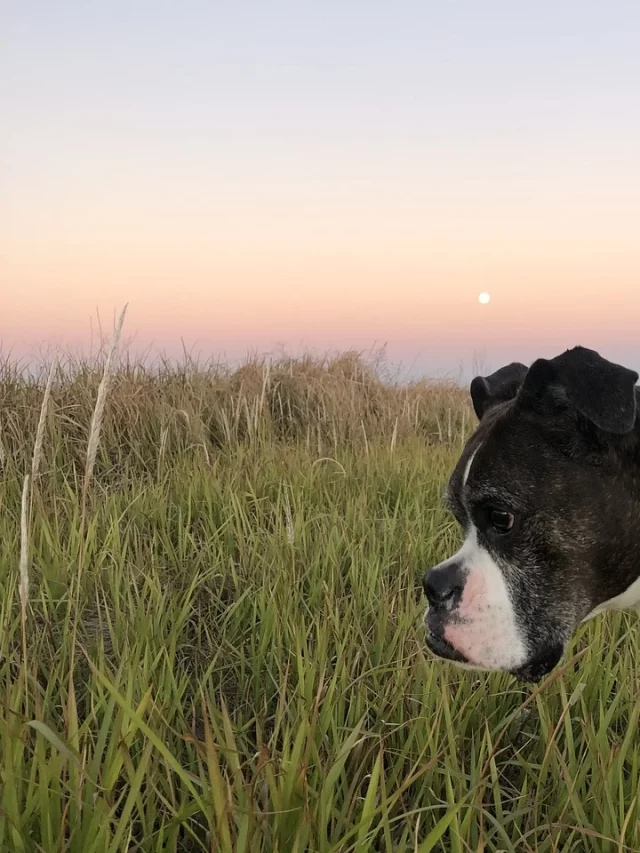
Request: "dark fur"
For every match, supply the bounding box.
[428,346,640,682]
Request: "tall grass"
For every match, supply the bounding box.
[0,348,639,852]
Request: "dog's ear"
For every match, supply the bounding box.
[470,362,529,420]
[518,346,638,434]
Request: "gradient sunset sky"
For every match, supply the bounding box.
[3,1,640,377]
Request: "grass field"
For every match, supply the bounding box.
[1,348,640,852]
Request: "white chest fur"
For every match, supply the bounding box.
[582,575,640,621]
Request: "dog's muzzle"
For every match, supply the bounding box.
[422,560,470,663]
[422,558,566,682]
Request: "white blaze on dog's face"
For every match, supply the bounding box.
[424,444,528,673]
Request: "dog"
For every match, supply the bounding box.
[423,346,640,682]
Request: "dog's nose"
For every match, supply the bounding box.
[422,562,465,609]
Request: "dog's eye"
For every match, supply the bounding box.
[489,509,515,534]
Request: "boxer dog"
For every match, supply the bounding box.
[423,346,640,682]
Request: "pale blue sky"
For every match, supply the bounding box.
[5,1,640,178]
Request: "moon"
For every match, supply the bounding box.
[478,292,491,305]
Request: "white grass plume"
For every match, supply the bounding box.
[31,356,57,481]
[82,304,128,508]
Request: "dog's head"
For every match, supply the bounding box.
[423,346,640,682]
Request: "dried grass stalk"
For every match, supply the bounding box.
[19,474,31,616]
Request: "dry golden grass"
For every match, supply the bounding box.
[0,348,470,480]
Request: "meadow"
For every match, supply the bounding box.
[1,346,639,853]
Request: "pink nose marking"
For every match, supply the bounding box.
[458,569,485,618]
[444,624,479,663]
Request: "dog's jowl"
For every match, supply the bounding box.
[423,346,640,682]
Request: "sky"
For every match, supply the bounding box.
[2,1,640,379]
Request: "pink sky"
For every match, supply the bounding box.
[3,2,640,378]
